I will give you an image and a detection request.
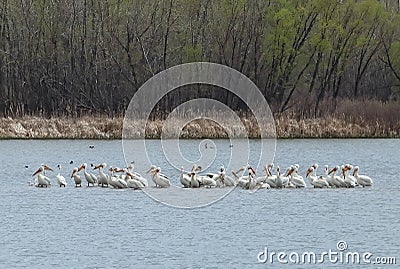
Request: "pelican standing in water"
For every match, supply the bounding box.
[306,167,329,188]
[55,164,67,187]
[71,167,82,187]
[78,163,95,187]
[180,167,191,188]
[353,166,373,187]
[288,166,306,188]
[32,164,53,187]
[126,163,148,187]
[94,163,108,187]
[125,170,146,189]
[147,166,171,188]
[219,166,236,187]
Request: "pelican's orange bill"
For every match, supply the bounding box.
[93,164,102,170]
[32,168,41,176]
[43,165,53,171]
[77,164,85,172]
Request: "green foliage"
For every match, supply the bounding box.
[389,41,400,70]
[184,45,203,62]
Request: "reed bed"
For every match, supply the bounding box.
[0,100,399,139]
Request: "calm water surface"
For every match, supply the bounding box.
[0,139,399,268]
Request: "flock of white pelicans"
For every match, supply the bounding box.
[31,162,373,190]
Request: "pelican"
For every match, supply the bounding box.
[180,167,191,188]
[71,167,82,187]
[243,172,257,191]
[263,163,277,188]
[212,166,234,187]
[126,163,148,187]
[328,166,344,188]
[201,175,217,188]
[78,163,95,187]
[232,165,256,188]
[147,166,171,188]
[94,163,108,187]
[220,166,236,187]
[353,166,373,187]
[32,165,52,187]
[107,167,127,189]
[55,164,67,187]
[189,172,200,188]
[306,167,329,188]
[275,166,286,188]
[289,166,306,188]
[342,165,356,188]
[126,171,145,189]
[186,164,207,188]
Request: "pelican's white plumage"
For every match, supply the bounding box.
[71,167,82,187]
[55,164,67,187]
[147,166,171,188]
[353,166,373,187]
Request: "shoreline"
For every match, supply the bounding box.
[0,116,399,139]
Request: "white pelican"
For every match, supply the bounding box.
[125,171,145,189]
[71,167,82,187]
[180,167,191,188]
[78,163,95,187]
[126,163,148,187]
[212,166,234,187]
[94,163,108,187]
[306,167,329,188]
[189,172,200,188]
[108,167,127,189]
[146,165,159,187]
[288,166,306,188]
[342,165,356,188]
[275,166,286,188]
[232,165,256,188]
[246,172,257,190]
[32,165,52,187]
[55,164,67,187]
[353,166,373,187]
[328,166,344,188]
[147,166,171,188]
[220,167,236,187]
[263,163,277,188]
[201,175,217,188]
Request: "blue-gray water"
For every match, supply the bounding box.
[0,139,399,268]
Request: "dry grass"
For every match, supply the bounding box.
[1,100,399,139]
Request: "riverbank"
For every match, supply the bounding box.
[0,115,398,139]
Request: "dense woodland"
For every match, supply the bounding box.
[1,0,400,119]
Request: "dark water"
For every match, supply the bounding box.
[0,139,398,268]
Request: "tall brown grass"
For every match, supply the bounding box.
[1,100,399,139]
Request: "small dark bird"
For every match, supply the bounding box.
[25,165,29,168]
[70,160,74,164]
[89,145,95,149]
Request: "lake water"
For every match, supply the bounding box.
[0,139,399,268]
